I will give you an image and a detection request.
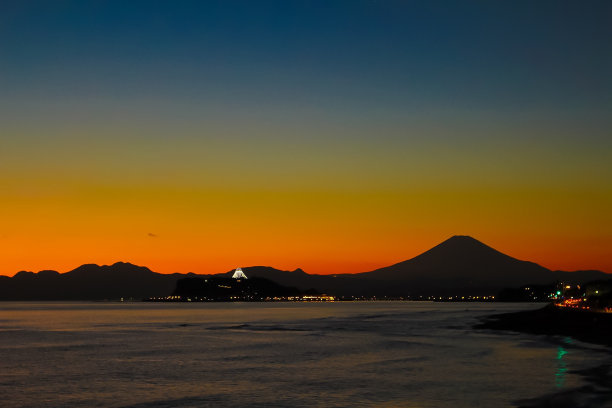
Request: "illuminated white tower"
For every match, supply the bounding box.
[232,267,248,279]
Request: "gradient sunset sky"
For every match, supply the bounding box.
[1,1,611,276]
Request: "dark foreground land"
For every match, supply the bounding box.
[477,305,612,408]
[476,304,612,347]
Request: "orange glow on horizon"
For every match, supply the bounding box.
[2,142,611,277]
[3,231,610,277]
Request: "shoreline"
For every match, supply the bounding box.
[475,303,612,348]
[477,304,612,407]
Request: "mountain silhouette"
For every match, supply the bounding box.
[360,235,545,278]
[0,262,180,300]
[349,235,608,295]
[0,236,608,299]
[200,236,608,296]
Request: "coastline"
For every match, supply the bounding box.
[476,303,612,348]
[477,304,612,407]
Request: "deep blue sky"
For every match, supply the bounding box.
[2,1,611,114]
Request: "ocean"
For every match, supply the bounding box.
[1,301,610,407]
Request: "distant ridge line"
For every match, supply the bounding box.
[1,236,608,300]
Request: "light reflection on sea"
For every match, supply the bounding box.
[0,302,609,408]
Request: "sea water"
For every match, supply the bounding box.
[0,301,610,408]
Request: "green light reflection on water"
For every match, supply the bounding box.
[555,346,568,388]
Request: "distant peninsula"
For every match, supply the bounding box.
[147,274,328,302]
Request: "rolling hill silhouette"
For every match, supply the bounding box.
[0,236,608,299]
[0,262,180,300]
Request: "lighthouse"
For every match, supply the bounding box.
[232,267,248,279]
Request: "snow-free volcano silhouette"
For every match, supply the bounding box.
[349,235,607,295]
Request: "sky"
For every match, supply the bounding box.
[1,0,611,275]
